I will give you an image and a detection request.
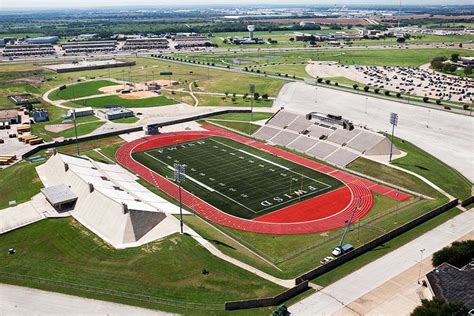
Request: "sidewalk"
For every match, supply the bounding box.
[289,208,474,315]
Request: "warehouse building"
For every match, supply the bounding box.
[61,40,118,55]
[98,107,133,121]
[174,35,213,49]
[65,107,94,119]
[0,109,21,124]
[2,43,56,57]
[25,36,59,44]
[121,38,169,50]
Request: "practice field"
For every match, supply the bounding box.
[133,137,343,219]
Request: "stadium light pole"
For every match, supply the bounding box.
[389,112,398,163]
[249,84,255,135]
[174,163,186,234]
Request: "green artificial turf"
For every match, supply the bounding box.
[132,136,343,219]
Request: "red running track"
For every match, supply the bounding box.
[116,125,410,234]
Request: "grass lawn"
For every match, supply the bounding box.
[0,161,44,209]
[391,138,472,200]
[208,112,273,121]
[196,94,273,107]
[133,136,343,219]
[99,142,125,161]
[59,121,105,138]
[68,95,176,108]
[206,120,262,135]
[0,218,284,314]
[347,157,441,198]
[48,80,117,101]
[110,116,140,124]
[311,207,462,287]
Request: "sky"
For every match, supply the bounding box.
[1,0,472,9]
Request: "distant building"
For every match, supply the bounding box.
[426,262,474,310]
[65,107,94,119]
[0,39,5,47]
[299,21,317,28]
[77,34,98,41]
[0,109,21,124]
[25,36,59,44]
[460,57,474,67]
[99,107,133,120]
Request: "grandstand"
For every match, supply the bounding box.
[122,38,169,50]
[61,41,117,55]
[2,43,56,57]
[36,152,184,248]
[253,110,400,167]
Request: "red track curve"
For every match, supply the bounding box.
[116,125,409,234]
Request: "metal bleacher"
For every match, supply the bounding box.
[308,124,333,139]
[253,125,281,141]
[267,111,299,128]
[306,142,339,159]
[286,116,313,133]
[327,128,361,145]
[269,130,300,147]
[325,148,359,167]
[287,136,319,153]
[346,130,385,153]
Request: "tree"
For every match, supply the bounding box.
[253,92,260,100]
[374,88,380,94]
[353,84,359,90]
[411,298,468,316]
[397,37,406,43]
[436,99,442,105]
[261,93,269,100]
[423,97,429,103]
[384,90,390,96]
[243,93,248,99]
[364,86,370,92]
[432,240,474,268]
[325,79,331,84]
[317,78,323,83]
[396,92,402,98]
[464,66,472,76]
[450,53,459,63]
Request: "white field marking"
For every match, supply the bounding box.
[258,185,330,213]
[144,151,256,213]
[144,152,215,192]
[210,138,331,190]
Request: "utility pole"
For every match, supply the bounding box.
[389,112,398,163]
[73,110,80,155]
[174,163,186,234]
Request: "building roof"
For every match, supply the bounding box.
[0,110,18,120]
[41,184,78,206]
[426,262,474,310]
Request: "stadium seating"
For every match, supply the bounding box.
[286,116,313,133]
[306,142,339,159]
[253,125,281,141]
[327,128,361,145]
[287,136,319,153]
[267,111,299,128]
[325,148,359,167]
[308,124,333,139]
[346,131,385,153]
[270,130,300,147]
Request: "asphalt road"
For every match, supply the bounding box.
[0,283,172,315]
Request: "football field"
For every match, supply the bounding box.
[133,136,343,219]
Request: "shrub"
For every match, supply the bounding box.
[384,90,390,96]
[436,99,441,105]
[423,97,429,103]
[411,298,468,316]
[353,84,358,90]
[335,82,339,86]
[364,86,370,92]
[325,79,330,84]
[374,88,380,94]
[396,92,401,98]
[317,78,323,83]
[253,93,260,100]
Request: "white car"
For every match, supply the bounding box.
[320,256,334,265]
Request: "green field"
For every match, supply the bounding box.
[133,136,343,219]
[48,80,117,100]
[68,95,177,108]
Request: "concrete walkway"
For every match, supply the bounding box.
[289,208,474,315]
[0,283,172,315]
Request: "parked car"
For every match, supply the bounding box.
[320,256,335,265]
[332,243,354,257]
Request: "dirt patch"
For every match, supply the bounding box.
[119,91,159,100]
[98,85,127,94]
[44,124,74,133]
[7,76,46,87]
[146,80,178,87]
